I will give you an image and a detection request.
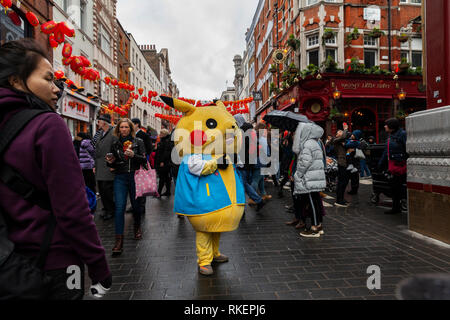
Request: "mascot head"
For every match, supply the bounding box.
[160,96,242,158]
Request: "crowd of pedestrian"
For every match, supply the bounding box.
[0,38,409,300]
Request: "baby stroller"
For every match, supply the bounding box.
[325,157,338,193]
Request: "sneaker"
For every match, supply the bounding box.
[213,254,229,263]
[248,199,257,206]
[198,265,214,276]
[334,201,349,208]
[285,219,300,226]
[300,229,321,238]
[316,225,324,235]
[262,195,272,201]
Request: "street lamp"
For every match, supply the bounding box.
[333,88,342,100]
[398,89,407,100]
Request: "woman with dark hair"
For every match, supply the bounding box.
[106,118,146,255]
[0,39,111,299]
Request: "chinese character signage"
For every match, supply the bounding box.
[61,95,90,122]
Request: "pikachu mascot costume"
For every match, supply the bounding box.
[160,96,245,276]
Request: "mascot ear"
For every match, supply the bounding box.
[160,96,196,115]
[214,99,228,112]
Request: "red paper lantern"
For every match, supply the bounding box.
[70,56,84,73]
[40,21,57,34]
[1,0,12,10]
[49,34,58,48]
[111,79,118,86]
[54,30,65,44]
[58,22,75,38]
[26,11,39,27]
[8,10,22,27]
[62,56,73,66]
[138,88,144,95]
[54,70,65,80]
[104,77,111,85]
[62,43,72,58]
[79,56,91,67]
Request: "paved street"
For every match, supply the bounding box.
[90,179,450,300]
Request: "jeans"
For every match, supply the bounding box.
[237,168,262,204]
[114,173,142,235]
[360,159,371,177]
[251,168,266,196]
[293,192,323,226]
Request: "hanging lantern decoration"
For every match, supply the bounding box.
[111,79,118,86]
[54,70,65,80]
[1,0,12,12]
[40,21,57,34]
[8,10,22,26]
[70,56,84,74]
[58,22,75,38]
[49,34,58,48]
[141,97,148,103]
[79,56,91,67]
[104,77,111,85]
[62,43,72,58]
[62,56,73,66]
[138,88,144,95]
[54,30,65,44]
[26,11,40,27]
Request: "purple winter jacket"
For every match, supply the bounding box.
[0,88,110,283]
[79,139,95,170]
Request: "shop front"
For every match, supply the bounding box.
[258,74,426,142]
[58,90,100,139]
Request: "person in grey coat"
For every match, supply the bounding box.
[94,114,116,220]
[292,122,327,238]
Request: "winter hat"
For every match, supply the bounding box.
[98,114,111,123]
[351,130,363,140]
[385,118,400,131]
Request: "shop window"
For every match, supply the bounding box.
[0,8,32,44]
[325,49,336,62]
[411,51,422,68]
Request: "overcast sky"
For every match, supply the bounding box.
[116,0,259,101]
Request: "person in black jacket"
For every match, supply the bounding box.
[106,118,147,256]
[131,118,153,216]
[378,118,408,214]
[155,129,173,198]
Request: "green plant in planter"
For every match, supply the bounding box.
[322,28,336,44]
[281,70,290,81]
[321,55,338,72]
[301,64,320,78]
[369,27,384,38]
[281,81,288,90]
[347,57,366,74]
[269,64,278,74]
[396,109,407,120]
[288,62,299,74]
[329,107,344,120]
[269,82,280,95]
[399,57,410,70]
[287,34,300,51]
[397,32,410,43]
[346,27,360,45]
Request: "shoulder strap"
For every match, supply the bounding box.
[0,108,56,269]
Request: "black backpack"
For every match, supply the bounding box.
[0,109,56,300]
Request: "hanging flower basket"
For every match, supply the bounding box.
[397,34,409,43]
[369,28,384,39]
[323,29,335,40]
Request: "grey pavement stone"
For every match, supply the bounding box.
[92,182,450,300]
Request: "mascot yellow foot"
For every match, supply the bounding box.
[160,96,245,275]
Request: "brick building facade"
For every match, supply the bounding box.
[1,0,53,60]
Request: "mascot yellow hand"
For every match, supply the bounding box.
[160,96,245,275]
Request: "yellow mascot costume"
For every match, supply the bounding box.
[160,96,245,276]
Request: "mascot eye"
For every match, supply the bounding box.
[206,118,217,129]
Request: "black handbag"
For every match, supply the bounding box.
[0,108,56,300]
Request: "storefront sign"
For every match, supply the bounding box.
[61,94,90,122]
